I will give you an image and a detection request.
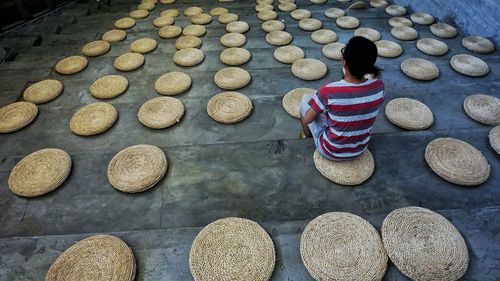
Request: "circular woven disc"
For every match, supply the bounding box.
[23,79,63,104]
[385,98,434,130]
[324,8,345,19]
[292,59,327,81]
[257,10,277,21]
[155,71,192,95]
[226,21,250,33]
[130,38,157,54]
[191,13,212,25]
[55,56,88,75]
[138,97,185,129]
[220,48,252,66]
[256,3,274,12]
[313,149,374,185]
[190,217,275,281]
[210,7,229,16]
[46,235,135,281]
[114,17,136,29]
[370,0,388,8]
[173,48,205,66]
[425,138,490,186]
[301,212,388,281]
[382,207,469,281]
[462,36,495,54]
[8,148,71,197]
[183,25,206,37]
[386,5,407,16]
[257,0,273,4]
[389,17,413,28]
[274,45,305,64]
[161,9,179,17]
[220,33,246,47]
[417,38,448,56]
[322,42,346,60]
[299,18,322,31]
[266,31,293,46]
[129,9,149,19]
[430,23,457,38]
[114,53,145,71]
[279,3,297,11]
[463,94,500,125]
[153,16,175,28]
[108,144,167,193]
[261,20,285,33]
[175,36,202,50]
[291,9,311,20]
[82,40,110,57]
[489,126,500,155]
[219,13,239,24]
[137,2,154,11]
[336,16,360,29]
[411,12,434,25]
[0,102,38,133]
[214,67,251,90]
[450,54,489,77]
[159,25,182,38]
[90,75,129,99]
[311,29,337,44]
[391,26,418,40]
[375,40,403,58]
[401,58,439,80]
[207,92,253,124]
[102,30,127,42]
[282,88,316,118]
[70,102,118,136]
[184,6,203,17]
[354,27,381,42]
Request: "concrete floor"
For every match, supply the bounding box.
[0,0,499,280]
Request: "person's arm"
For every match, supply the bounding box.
[300,108,318,137]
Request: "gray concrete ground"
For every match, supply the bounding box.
[0,0,498,280]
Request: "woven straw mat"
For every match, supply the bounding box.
[214,67,251,90]
[266,31,293,46]
[322,42,346,60]
[462,36,495,53]
[416,38,448,56]
[114,17,136,29]
[282,88,316,118]
[400,58,439,80]
[385,5,406,16]
[207,92,253,124]
[159,26,182,39]
[311,29,337,44]
[411,12,434,25]
[82,40,110,57]
[23,79,63,104]
[226,21,250,33]
[155,71,192,95]
[70,102,118,136]
[220,47,252,66]
[55,56,88,75]
[430,23,457,38]
[463,94,500,125]
[292,59,327,80]
[489,126,500,155]
[114,53,145,71]
[102,30,127,42]
[450,54,489,77]
[183,25,206,37]
[262,20,285,33]
[138,97,185,129]
[354,27,381,42]
[313,149,374,185]
[173,48,205,66]
[274,45,305,64]
[220,33,247,48]
[385,98,434,130]
[0,102,38,133]
[375,40,403,58]
[90,75,129,99]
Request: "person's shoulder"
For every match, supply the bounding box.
[320,80,348,91]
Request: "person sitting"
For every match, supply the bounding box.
[300,36,385,161]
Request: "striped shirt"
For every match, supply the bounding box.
[308,79,385,160]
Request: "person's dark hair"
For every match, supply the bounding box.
[342,36,381,80]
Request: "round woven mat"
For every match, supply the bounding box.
[226,21,250,33]
[266,31,293,46]
[401,58,439,80]
[191,13,212,25]
[160,0,174,3]
[90,75,129,99]
[391,26,418,40]
[489,126,500,155]
[299,18,322,31]
[55,56,88,75]
[385,98,434,130]
[137,2,154,11]
[430,23,457,38]
[313,149,374,185]
[425,138,490,186]
[173,48,204,66]
[417,38,448,56]
[389,16,413,28]
[184,7,203,17]
[301,212,388,281]
[255,3,274,12]
[23,79,63,104]
[274,45,305,64]
[114,17,136,29]
[129,9,149,19]
[257,0,273,4]
[207,92,253,123]
[336,16,360,29]
[210,7,229,16]
[70,102,118,136]
[382,206,469,281]
[114,53,145,71]
[175,36,202,49]
[291,9,311,20]
[311,0,327,3]
[159,25,182,38]
[354,27,381,42]
[138,97,185,129]
[292,59,327,81]
[220,33,247,47]
[161,9,179,17]
[282,88,316,118]
[219,13,239,24]
[279,3,297,12]
[102,29,127,42]
[462,36,495,53]
[220,48,252,66]
[311,29,337,44]
[463,94,500,125]
[322,42,346,60]
[190,217,275,281]
[262,20,285,32]
[348,1,368,9]
[153,15,175,28]
[155,71,192,95]
[375,40,402,58]
[450,54,489,77]
[385,5,406,16]
[130,38,157,54]
[411,12,434,25]
[0,102,38,133]
[46,235,135,281]
[8,148,71,197]
[108,144,167,193]
[183,25,206,37]
[370,0,388,8]
[214,67,251,90]
[257,10,277,21]
[324,7,345,19]
[82,40,110,57]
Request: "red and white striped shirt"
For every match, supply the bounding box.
[308,79,385,160]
